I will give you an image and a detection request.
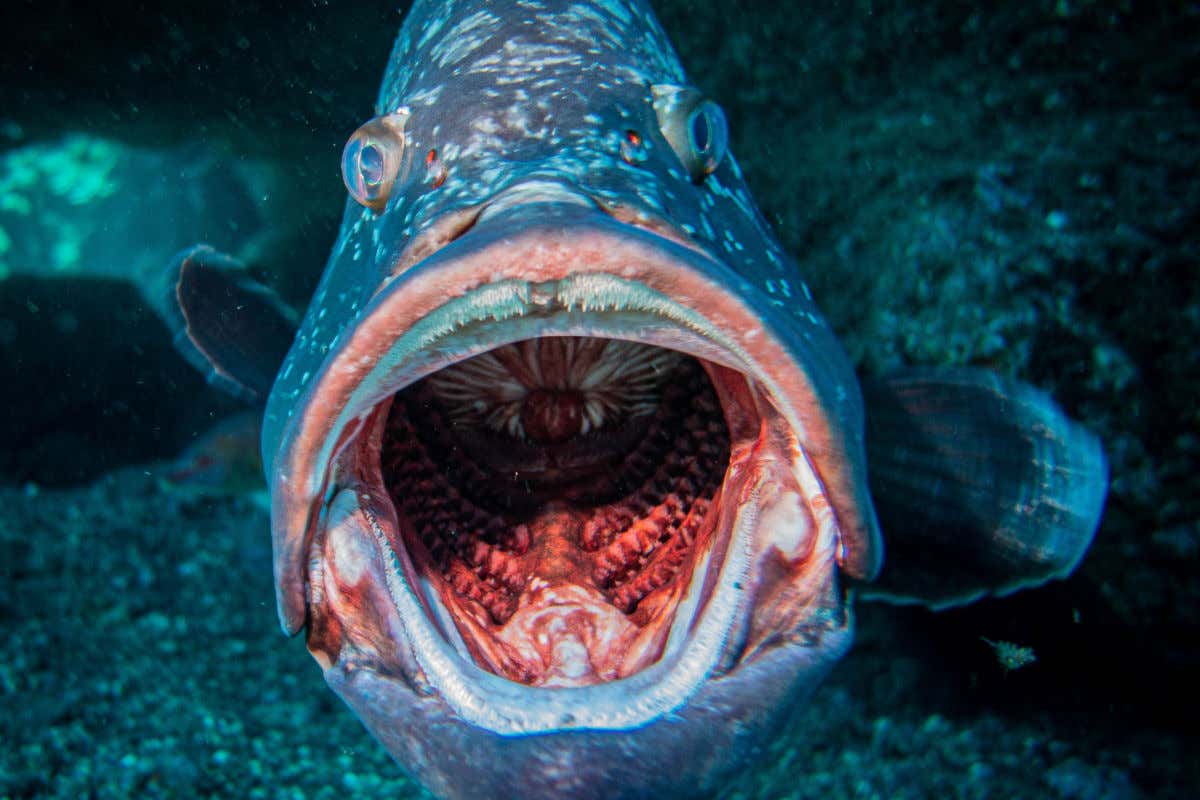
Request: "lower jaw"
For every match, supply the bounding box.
[325,617,854,800]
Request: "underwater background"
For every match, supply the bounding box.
[1,0,1196,797]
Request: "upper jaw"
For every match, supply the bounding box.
[474,179,595,225]
[269,201,849,731]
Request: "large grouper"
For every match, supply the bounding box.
[159,1,1108,797]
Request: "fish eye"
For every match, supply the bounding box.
[342,110,412,211]
[651,84,729,184]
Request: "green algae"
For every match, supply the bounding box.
[0,134,122,279]
[0,134,120,207]
[0,133,292,291]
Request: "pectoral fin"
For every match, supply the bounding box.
[159,245,298,404]
[859,368,1107,609]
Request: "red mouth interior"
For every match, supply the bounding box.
[377,337,731,686]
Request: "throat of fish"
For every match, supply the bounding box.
[376,339,729,686]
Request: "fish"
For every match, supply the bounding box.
[162,409,266,499]
[159,1,1108,798]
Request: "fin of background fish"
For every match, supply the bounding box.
[858,368,1108,610]
[158,245,298,404]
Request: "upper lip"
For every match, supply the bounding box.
[474,179,596,224]
[384,181,597,285]
[391,179,716,288]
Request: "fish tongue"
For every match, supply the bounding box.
[482,505,641,686]
[497,581,640,688]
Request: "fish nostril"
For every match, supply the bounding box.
[425,148,447,189]
[620,129,648,165]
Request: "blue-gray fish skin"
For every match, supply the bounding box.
[152,1,1111,798]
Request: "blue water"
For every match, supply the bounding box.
[1,2,1196,797]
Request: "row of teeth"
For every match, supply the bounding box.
[362,453,761,733]
[384,271,739,374]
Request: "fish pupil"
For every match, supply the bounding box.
[359,143,385,186]
[690,110,709,153]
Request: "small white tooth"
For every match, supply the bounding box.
[419,575,473,661]
[662,545,714,662]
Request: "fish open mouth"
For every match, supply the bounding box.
[272,204,869,733]
[382,337,730,687]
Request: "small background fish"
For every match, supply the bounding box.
[0,1,1196,798]
[162,410,266,500]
